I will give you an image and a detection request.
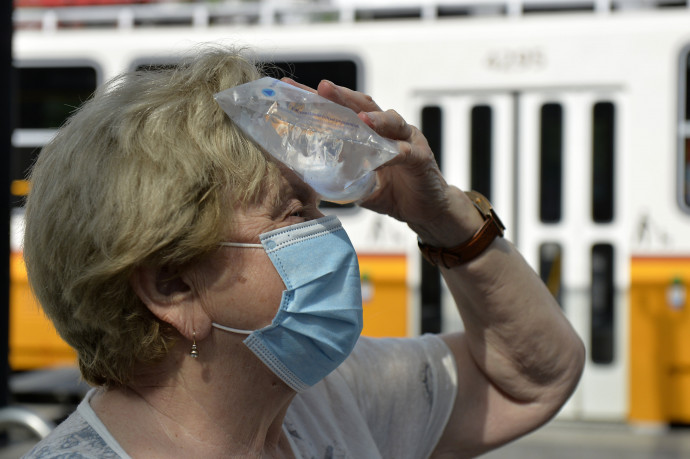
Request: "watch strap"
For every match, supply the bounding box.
[418,191,505,268]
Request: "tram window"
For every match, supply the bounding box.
[539,103,563,223]
[421,106,443,168]
[12,146,40,183]
[419,105,443,334]
[685,55,690,121]
[135,59,360,92]
[470,105,492,200]
[591,243,615,365]
[592,102,615,223]
[539,243,563,306]
[682,48,690,208]
[420,253,442,334]
[17,66,97,129]
[263,60,358,92]
[134,63,179,72]
[11,146,41,207]
[686,140,690,207]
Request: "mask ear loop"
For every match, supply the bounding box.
[212,323,253,335]
[215,242,265,336]
[219,242,263,248]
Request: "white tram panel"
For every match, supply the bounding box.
[407,91,516,337]
[13,6,690,423]
[518,89,630,420]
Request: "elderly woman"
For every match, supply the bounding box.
[23,47,584,458]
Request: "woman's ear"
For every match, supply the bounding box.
[130,265,211,340]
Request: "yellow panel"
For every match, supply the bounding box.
[358,254,408,338]
[629,257,690,423]
[630,257,690,284]
[9,251,411,368]
[9,252,76,370]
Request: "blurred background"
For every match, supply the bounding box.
[5,0,690,456]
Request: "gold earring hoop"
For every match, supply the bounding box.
[190,331,199,359]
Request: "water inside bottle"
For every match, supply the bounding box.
[214,77,398,203]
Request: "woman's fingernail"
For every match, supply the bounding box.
[360,112,375,127]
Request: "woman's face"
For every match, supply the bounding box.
[194,169,323,331]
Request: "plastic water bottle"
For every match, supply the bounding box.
[215,77,399,204]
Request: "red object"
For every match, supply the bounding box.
[15,0,155,7]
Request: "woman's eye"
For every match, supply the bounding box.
[288,206,305,218]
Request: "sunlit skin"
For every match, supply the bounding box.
[195,167,325,333]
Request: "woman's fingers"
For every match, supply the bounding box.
[361,110,432,169]
[316,80,382,114]
[282,78,388,122]
[280,76,445,224]
[281,77,428,169]
[280,77,317,94]
[360,110,414,141]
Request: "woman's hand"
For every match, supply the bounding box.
[282,78,481,247]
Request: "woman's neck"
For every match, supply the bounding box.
[90,337,297,458]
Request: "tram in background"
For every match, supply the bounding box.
[10,0,690,425]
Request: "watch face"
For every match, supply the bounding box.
[465,191,506,232]
[465,191,493,217]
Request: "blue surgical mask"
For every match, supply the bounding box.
[214,215,363,392]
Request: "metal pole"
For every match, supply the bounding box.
[1,0,13,412]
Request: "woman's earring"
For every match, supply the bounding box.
[190,331,199,359]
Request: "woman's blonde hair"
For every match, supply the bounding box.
[23,46,279,386]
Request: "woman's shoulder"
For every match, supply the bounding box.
[284,335,458,459]
[23,391,123,459]
[347,334,453,368]
[22,411,110,458]
[325,334,456,402]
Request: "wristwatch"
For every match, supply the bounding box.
[418,191,505,268]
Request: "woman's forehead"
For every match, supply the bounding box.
[281,168,316,200]
[236,167,315,215]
